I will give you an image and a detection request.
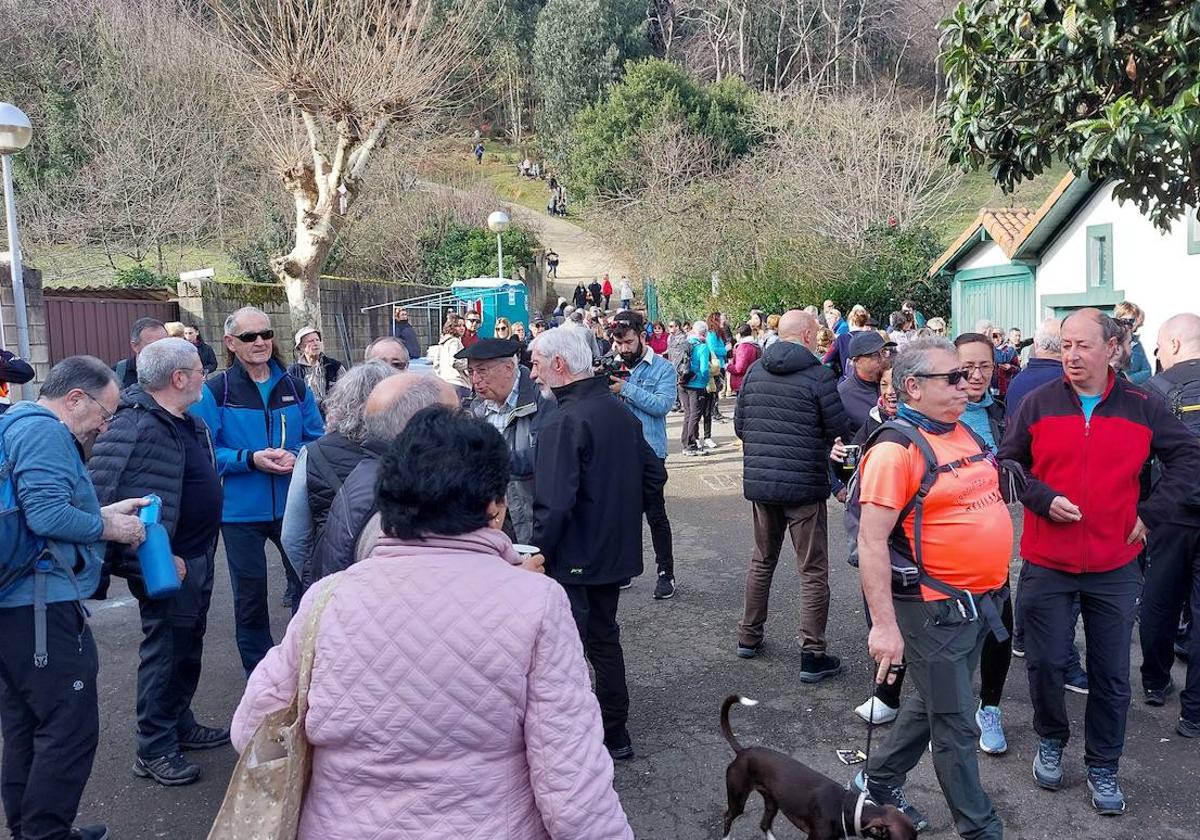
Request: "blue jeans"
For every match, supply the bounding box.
[222,521,297,676]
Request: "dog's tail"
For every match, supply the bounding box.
[720,694,758,753]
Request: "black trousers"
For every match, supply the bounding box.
[644,456,673,577]
[1140,521,1200,722]
[562,583,630,749]
[0,602,99,840]
[222,520,298,676]
[1022,560,1141,770]
[132,550,216,759]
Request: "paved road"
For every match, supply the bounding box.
[69,403,1194,839]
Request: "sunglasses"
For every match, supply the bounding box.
[913,370,968,385]
[234,330,274,343]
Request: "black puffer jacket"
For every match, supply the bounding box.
[735,340,856,505]
[89,385,217,579]
[306,438,387,588]
[304,431,369,536]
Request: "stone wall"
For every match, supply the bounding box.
[177,276,448,366]
[0,265,48,399]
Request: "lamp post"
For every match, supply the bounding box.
[0,103,33,399]
[487,210,511,281]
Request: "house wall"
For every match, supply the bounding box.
[958,240,1010,271]
[1035,182,1200,344]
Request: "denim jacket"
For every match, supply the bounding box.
[619,349,676,459]
[0,402,104,606]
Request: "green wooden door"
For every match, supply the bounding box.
[951,265,1036,335]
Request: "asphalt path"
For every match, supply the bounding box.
[63,402,1197,839]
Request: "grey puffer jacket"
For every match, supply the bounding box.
[467,366,556,543]
[734,340,856,505]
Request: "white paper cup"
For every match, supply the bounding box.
[512,544,540,556]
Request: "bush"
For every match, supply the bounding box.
[419,223,539,286]
[113,266,171,288]
[231,202,344,284]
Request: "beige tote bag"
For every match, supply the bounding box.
[208,579,341,840]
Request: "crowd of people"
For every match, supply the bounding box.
[0,282,1197,839]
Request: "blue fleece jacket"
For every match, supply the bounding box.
[0,402,104,606]
[189,360,324,523]
[706,330,728,369]
[684,337,712,391]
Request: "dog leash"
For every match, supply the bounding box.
[841,668,883,839]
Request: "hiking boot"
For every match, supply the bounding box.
[69,827,109,840]
[1086,767,1126,815]
[854,774,929,832]
[1065,668,1089,695]
[1144,678,1175,707]
[1176,716,1200,738]
[736,641,762,659]
[178,722,231,750]
[133,753,201,786]
[1032,737,1064,790]
[652,573,675,600]
[854,696,899,725]
[800,652,843,684]
[975,703,1008,755]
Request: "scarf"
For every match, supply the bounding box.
[960,392,997,450]
[896,402,956,435]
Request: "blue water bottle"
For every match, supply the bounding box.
[137,494,180,599]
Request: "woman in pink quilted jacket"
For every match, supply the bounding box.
[231,407,633,839]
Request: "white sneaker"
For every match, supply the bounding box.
[703,437,718,449]
[854,696,899,725]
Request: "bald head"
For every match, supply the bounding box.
[364,373,459,443]
[778,310,819,351]
[1157,313,1200,370]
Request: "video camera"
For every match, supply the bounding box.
[597,354,631,380]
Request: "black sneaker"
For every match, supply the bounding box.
[1176,716,1200,738]
[1176,640,1189,660]
[133,753,201,786]
[736,641,762,659]
[69,826,109,840]
[863,777,930,832]
[1011,642,1025,658]
[1144,678,1176,707]
[618,579,633,591]
[178,722,231,750]
[653,573,675,600]
[799,651,843,684]
[607,743,635,761]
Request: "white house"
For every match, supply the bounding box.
[931,173,1200,344]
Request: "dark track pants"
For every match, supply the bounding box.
[644,456,673,577]
[222,520,297,676]
[563,583,630,749]
[0,602,98,840]
[1140,522,1200,723]
[1022,560,1141,770]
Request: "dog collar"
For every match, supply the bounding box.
[841,790,869,838]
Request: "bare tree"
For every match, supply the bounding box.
[203,0,482,328]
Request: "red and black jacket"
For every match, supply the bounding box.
[997,369,1200,574]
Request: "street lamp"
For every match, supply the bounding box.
[0,103,33,399]
[487,210,510,281]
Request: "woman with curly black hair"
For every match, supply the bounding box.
[231,406,632,840]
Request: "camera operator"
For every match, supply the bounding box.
[608,311,678,600]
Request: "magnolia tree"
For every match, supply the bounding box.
[204,0,480,327]
[941,1,1200,230]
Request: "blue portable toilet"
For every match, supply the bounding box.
[451,278,529,338]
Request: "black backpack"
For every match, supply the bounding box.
[1148,365,1200,505]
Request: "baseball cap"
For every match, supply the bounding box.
[848,331,895,358]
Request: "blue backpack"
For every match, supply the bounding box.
[0,412,52,592]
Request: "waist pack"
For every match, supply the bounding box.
[842,418,1010,639]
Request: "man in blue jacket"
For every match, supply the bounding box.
[0,356,147,840]
[190,307,323,675]
[609,311,678,599]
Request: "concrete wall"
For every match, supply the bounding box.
[0,265,48,399]
[177,276,447,367]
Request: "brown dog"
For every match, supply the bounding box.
[720,695,917,840]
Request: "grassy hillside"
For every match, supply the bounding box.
[934,165,1070,244]
[28,244,242,289]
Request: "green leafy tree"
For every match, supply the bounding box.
[941,1,1200,229]
[565,59,759,197]
[420,224,538,286]
[532,0,648,159]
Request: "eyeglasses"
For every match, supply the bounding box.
[466,319,480,326]
[913,370,968,385]
[961,362,995,378]
[83,391,116,424]
[175,367,205,376]
[234,330,274,343]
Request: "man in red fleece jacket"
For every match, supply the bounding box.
[999,308,1200,816]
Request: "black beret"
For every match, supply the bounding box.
[454,338,522,360]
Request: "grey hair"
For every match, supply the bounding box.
[324,362,399,443]
[364,375,453,442]
[224,306,270,336]
[1033,321,1062,355]
[129,317,166,346]
[691,320,708,336]
[138,338,201,391]
[891,337,958,404]
[364,336,410,365]
[40,355,119,399]
[530,326,594,375]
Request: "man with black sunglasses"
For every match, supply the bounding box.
[462,313,481,349]
[190,307,324,675]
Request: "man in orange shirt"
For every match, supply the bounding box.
[850,337,1009,840]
